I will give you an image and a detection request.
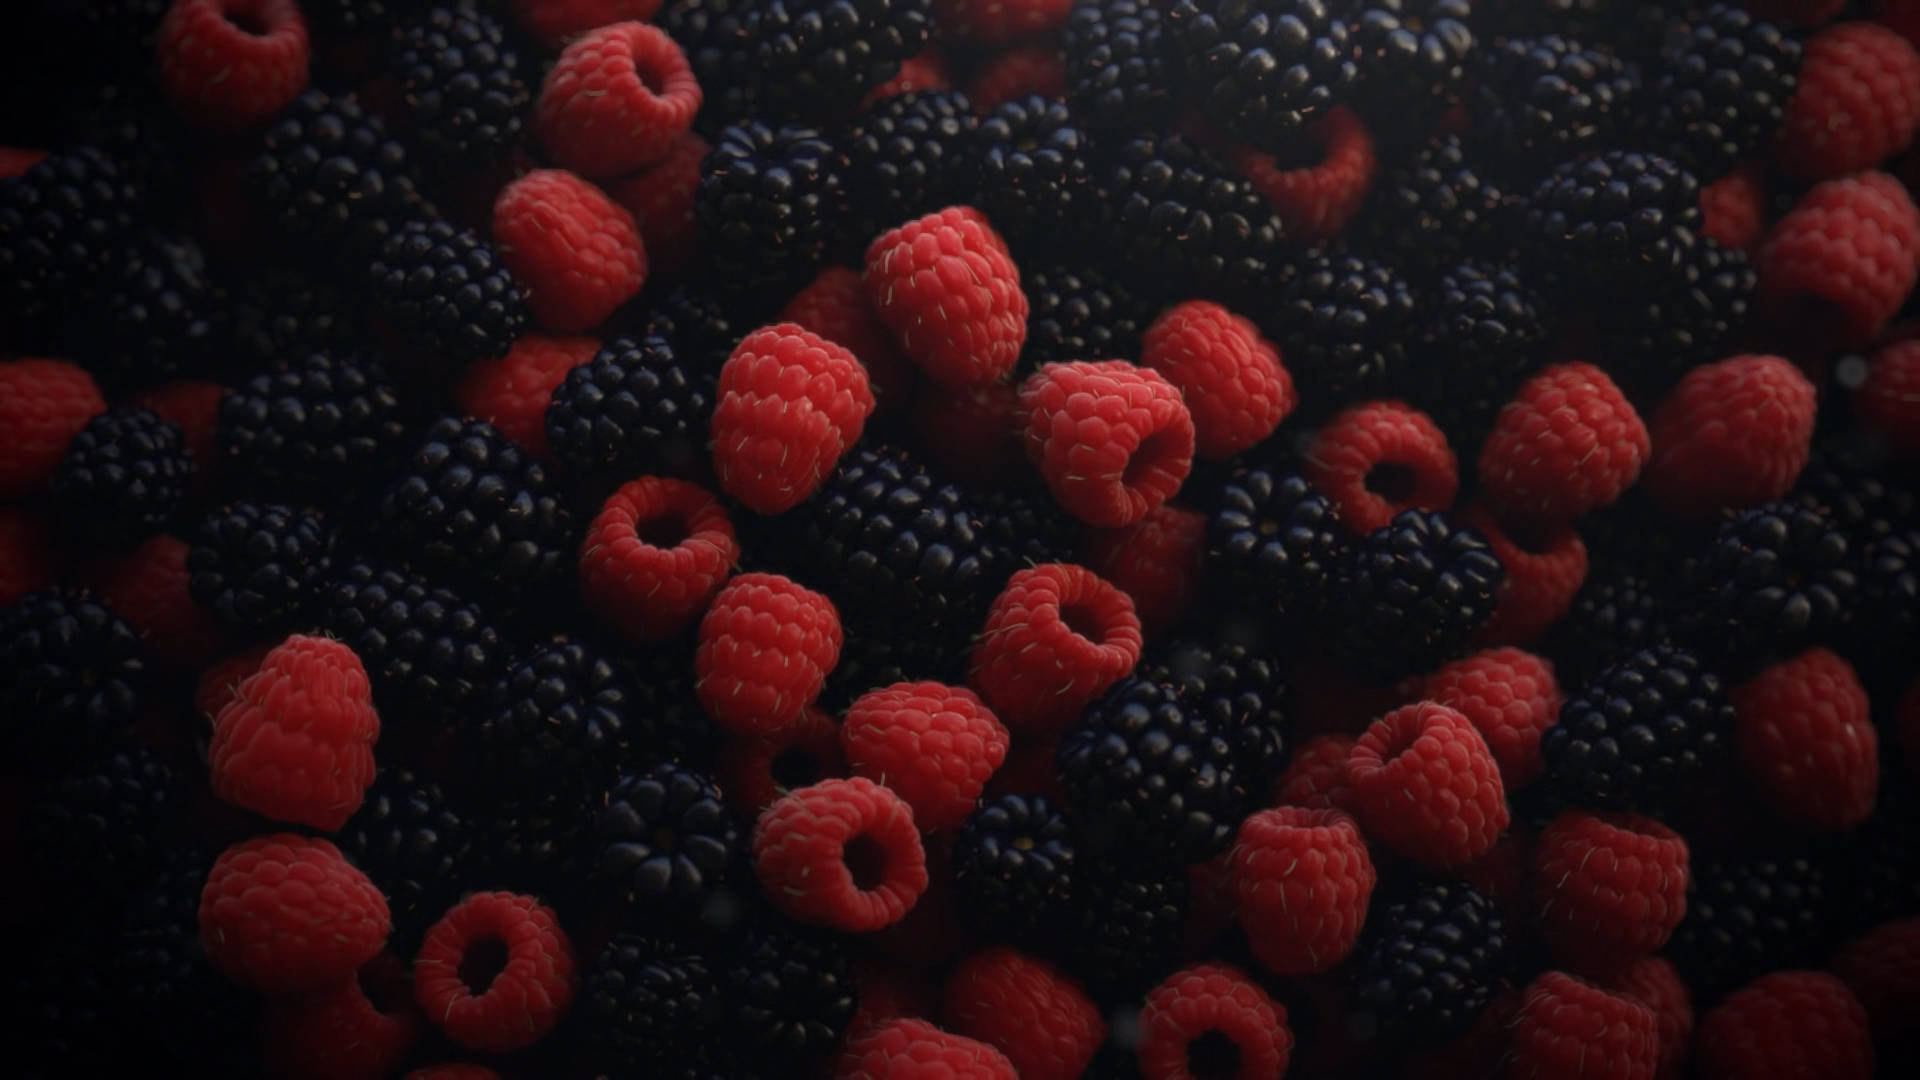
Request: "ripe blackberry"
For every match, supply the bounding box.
[1541,645,1735,812]
[544,333,714,479]
[24,744,179,896]
[1645,3,1802,180]
[1548,562,1673,687]
[729,0,933,120]
[1062,861,1190,999]
[50,406,191,544]
[1858,529,1920,654]
[1269,246,1419,402]
[338,768,473,948]
[618,640,725,769]
[1101,132,1286,299]
[321,560,503,731]
[479,636,638,798]
[0,144,140,336]
[1139,638,1291,796]
[247,89,425,261]
[1683,500,1857,670]
[83,232,227,391]
[186,502,334,633]
[843,89,978,242]
[1470,35,1640,174]
[1333,509,1505,684]
[368,219,528,363]
[819,631,967,712]
[1667,849,1833,1002]
[1409,259,1547,449]
[977,95,1096,250]
[1792,438,1919,546]
[1163,0,1359,149]
[1593,236,1755,398]
[1349,879,1508,1046]
[973,482,1086,570]
[0,590,144,760]
[1019,262,1146,373]
[694,120,848,294]
[1063,0,1178,134]
[952,793,1077,947]
[581,935,722,1077]
[228,267,359,366]
[591,761,743,914]
[118,848,256,1057]
[1362,134,1512,278]
[725,922,860,1066]
[216,353,410,497]
[389,3,530,169]
[1346,0,1476,142]
[1523,150,1702,297]
[629,285,743,369]
[1205,468,1347,623]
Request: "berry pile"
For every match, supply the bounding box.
[4,1,1920,1077]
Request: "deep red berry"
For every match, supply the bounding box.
[1730,647,1879,832]
[1701,161,1766,252]
[853,957,936,1038]
[1479,362,1649,526]
[414,892,576,1053]
[1695,972,1875,1080]
[158,0,310,133]
[1607,957,1694,1080]
[711,323,875,514]
[1085,503,1206,633]
[1019,360,1195,527]
[1231,806,1376,977]
[1348,701,1509,869]
[0,507,54,609]
[842,681,1010,832]
[941,947,1105,1080]
[864,48,954,106]
[865,206,1029,389]
[511,0,663,48]
[0,358,105,499]
[1533,811,1690,978]
[754,777,930,932]
[1418,647,1563,790]
[836,1017,1018,1079]
[967,562,1143,734]
[966,47,1067,112]
[196,643,273,726]
[536,21,701,177]
[932,0,1072,44]
[695,572,842,735]
[915,380,1024,488]
[1232,107,1377,243]
[1857,338,1920,453]
[1830,916,1920,1052]
[1138,963,1294,1080]
[0,147,47,178]
[1460,504,1590,649]
[1140,300,1295,460]
[605,131,707,278]
[129,379,223,490]
[199,833,390,995]
[718,704,847,816]
[457,334,597,459]
[263,952,419,1080]
[1756,172,1920,350]
[85,534,227,669]
[1774,20,1920,181]
[580,476,738,643]
[1507,971,1659,1080]
[494,168,645,333]
[780,265,917,416]
[210,635,380,832]
[1306,400,1458,535]
[1644,354,1818,518]
[1272,733,1359,813]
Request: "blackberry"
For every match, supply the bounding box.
[725,922,859,1066]
[0,144,141,336]
[1205,468,1347,622]
[1349,879,1508,1046]
[216,353,409,497]
[1548,562,1673,686]
[1683,500,1857,669]
[389,3,529,169]
[1667,850,1832,1001]
[118,848,256,1058]
[629,285,742,369]
[617,639,725,769]
[720,0,934,121]
[24,744,179,896]
[0,590,144,760]
[337,768,472,948]
[1838,776,1920,930]
[544,333,714,479]
[581,935,722,1076]
[228,267,359,366]
[591,762,743,913]
[321,561,502,727]
[1138,638,1291,795]
[843,89,978,242]
[50,406,190,544]
[1408,259,1547,448]
[976,95,1096,250]
[1332,508,1504,684]
[377,417,577,591]
[1019,262,1146,373]
[1362,134,1512,277]
[1793,437,1919,545]
[1645,3,1802,180]
[472,783,602,904]
[247,89,424,261]
[1470,36,1640,173]
[1100,132,1286,299]
[1063,0,1178,134]
[368,218,528,363]
[186,502,334,633]
[951,793,1077,946]
[1270,246,1419,402]
[479,636,638,797]
[1541,645,1736,812]
[973,482,1086,570]
[1593,236,1755,397]
[1858,529,1920,654]
[1163,0,1359,149]
[1062,861,1190,998]
[1346,0,1476,141]
[694,120,847,294]
[83,232,227,391]
[1522,150,1702,297]
[819,630,967,712]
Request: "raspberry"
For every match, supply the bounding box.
[263,952,419,1080]
[718,705,848,815]
[1508,971,1659,1080]
[1305,400,1459,536]
[1830,916,1920,1049]
[1857,338,1920,453]
[966,46,1067,112]
[196,643,273,725]
[940,947,1104,1080]
[605,131,706,278]
[932,0,1072,44]
[710,323,876,515]
[129,380,223,489]
[1756,172,1920,350]
[967,562,1143,734]
[209,635,380,832]
[1231,106,1377,243]
[836,1017,1018,1079]
[413,892,576,1053]
[0,507,54,609]
[511,0,662,47]
[1273,733,1360,813]
[914,381,1024,487]
[1532,810,1690,977]
[198,833,390,995]
[865,48,955,106]
[0,358,104,500]
[1695,971,1875,1080]
[492,168,646,333]
[1479,363,1649,526]
[695,572,842,735]
[1018,360,1195,528]
[1701,161,1767,252]
[1644,354,1818,519]
[157,0,310,133]
[1418,647,1563,790]
[1138,963,1295,1080]
[454,333,598,459]
[1607,957,1695,1080]
[1729,647,1879,832]
[753,777,930,932]
[580,476,739,644]
[84,534,227,669]
[1230,806,1377,977]
[1774,21,1920,181]
[1348,701,1509,869]
[1085,503,1206,633]
[1459,504,1589,649]
[536,21,701,178]
[780,265,917,416]
[1139,300,1295,460]
[841,681,1008,832]
[0,147,47,178]
[864,206,1029,389]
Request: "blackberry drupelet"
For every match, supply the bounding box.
[819,631,967,712]
[1333,508,1505,684]
[1205,467,1347,623]
[582,935,722,1077]
[1063,0,1178,134]
[216,353,409,496]
[338,768,472,948]
[1138,638,1291,796]
[725,922,860,1066]
[1163,0,1359,149]
[1271,246,1419,406]
[1683,500,1857,670]
[544,333,714,479]
[479,635,638,797]
[1523,150,1702,297]
[1548,562,1673,687]
[1062,861,1190,999]
[973,482,1085,570]
[1346,0,1475,141]
[248,89,424,261]
[1793,437,1919,545]
[0,144,141,336]
[368,219,528,363]
[1859,529,1920,653]
[1667,849,1832,1002]
[1100,132,1286,299]
[321,561,502,728]
[228,267,359,366]
[660,0,752,117]
[721,0,934,121]
[186,502,334,632]
[591,761,743,913]
[1362,134,1512,278]
[951,793,1077,947]
[694,121,848,294]
[0,590,145,760]
[843,89,978,242]
[84,232,227,391]
[630,285,742,369]
[618,640,725,769]
[1349,879,1508,1046]
[389,3,529,169]
[50,406,191,544]
[1409,259,1547,448]
[1019,262,1146,373]
[1646,3,1801,180]
[24,744,179,896]
[1470,35,1640,174]
[977,95,1096,250]
[1541,644,1735,812]
[1594,236,1755,398]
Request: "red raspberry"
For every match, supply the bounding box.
[1533,810,1690,977]
[1607,957,1695,1080]
[604,131,706,277]
[129,379,223,488]
[1272,733,1359,813]
[1696,972,1875,1080]
[1479,362,1649,525]
[863,48,954,106]
[985,733,1067,802]
[718,705,847,815]
[199,833,390,995]
[1857,338,1920,452]
[1462,826,1534,922]
[536,21,701,177]
[1830,916,1920,1050]
[967,46,1068,112]
[1418,647,1563,790]
[941,947,1105,1080]
[695,572,842,735]
[753,777,930,932]
[1701,161,1767,252]
[864,206,1029,389]
[1460,504,1589,649]
[406,1067,501,1080]
[1305,400,1458,535]
[413,892,576,1053]
[0,358,104,499]
[1138,963,1294,1080]
[932,0,1072,44]
[0,507,54,609]
[210,635,380,832]
[1729,647,1879,832]
[1757,172,1920,350]
[493,169,646,333]
[1231,107,1377,243]
[1508,971,1659,1080]
[1140,300,1295,460]
[196,643,273,724]
[511,0,663,48]
[158,0,310,133]
[456,332,597,459]
[85,534,227,669]
[916,380,1025,487]
[1348,701,1509,869]
[580,476,738,643]
[711,323,876,514]
[1230,806,1377,976]
[1644,354,1818,518]
[1774,21,1920,181]
[1018,360,1196,527]
[967,562,1143,734]
[263,952,419,1080]
[780,265,917,415]
[0,147,48,178]
[842,681,1010,831]
[1292,657,1405,738]
[837,1017,1018,1080]
[1085,503,1206,633]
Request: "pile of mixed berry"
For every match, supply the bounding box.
[4,0,1920,1076]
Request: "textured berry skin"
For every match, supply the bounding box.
[1086,503,1206,633]
[780,266,916,416]
[917,381,1024,486]
[0,358,104,499]
[842,681,1009,831]
[413,892,576,1053]
[1858,337,1920,453]
[1419,647,1563,789]
[1701,162,1767,252]
[1306,400,1459,537]
[967,562,1143,734]
[1645,354,1817,518]
[753,777,929,932]
[493,169,645,333]
[1480,364,1649,526]
[711,323,876,515]
[933,0,1071,43]
[966,45,1063,111]
[1757,172,1920,349]
[1232,106,1376,244]
[263,952,419,1080]
[580,477,738,644]
[940,947,1104,1080]
[1350,879,1511,1049]
[1231,806,1376,976]
[512,0,662,46]
[1729,647,1878,832]
[1018,360,1196,528]
[378,419,575,591]
[1607,957,1694,1080]
[86,534,226,669]
[1138,963,1294,1080]
[695,572,843,735]
[158,0,310,133]
[198,833,390,995]
[869,47,955,103]
[837,1017,1017,1079]
[454,333,598,459]
[1335,509,1508,684]
[131,379,224,490]
[1775,21,1920,181]
[1140,301,1295,461]
[1830,916,1920,1050]
[1695,972,1875,1080]
[1273,733,1359,813]
[606,131,707,277]
[1460,505,1590,649]
[1507,971,1659,1080]
[209,634,379,832]
[51,406,192,541]
[1533,811,1689,977]
[537,21,701,177]
[1349,702,1509,869]
[369,221,529,364]
[864,206,1029,389]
